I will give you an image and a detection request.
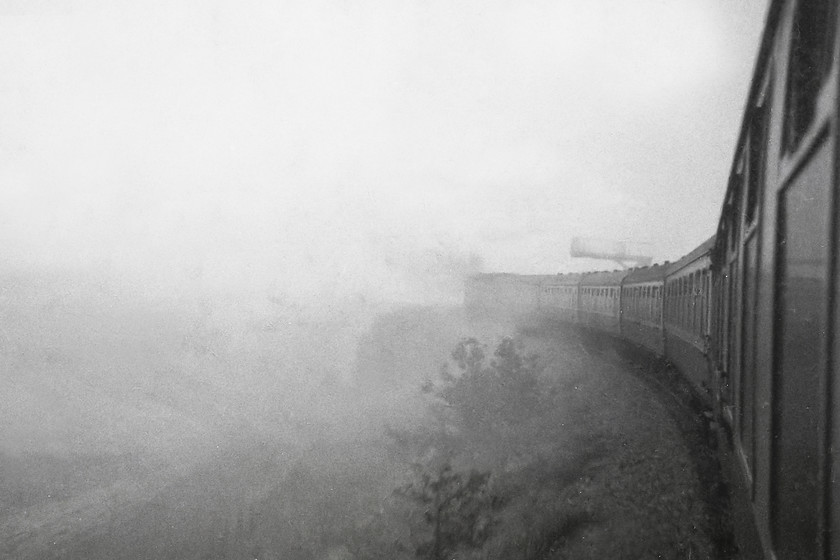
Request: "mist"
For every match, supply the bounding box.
[1,1,768,558]
[3,1,766,288]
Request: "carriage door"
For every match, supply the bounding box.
[739,76,770,489]
[772,142,831,560]
[771,1,836,557]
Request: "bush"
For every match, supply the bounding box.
[397,463,496,560]
[429,337,546,438]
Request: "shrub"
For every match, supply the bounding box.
[397,463,496,560]
[431,337,546,438]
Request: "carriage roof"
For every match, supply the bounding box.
[579,269,630,286]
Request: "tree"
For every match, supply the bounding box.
[431,337,545,437]
[398,463,495,560]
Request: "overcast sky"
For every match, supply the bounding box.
[0,0,768,303]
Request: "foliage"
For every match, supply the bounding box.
[397,463,496,560]
[430,337,546,437]
[376,338,553,559]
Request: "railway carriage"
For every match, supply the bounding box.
[578,270,628,335]
[537,273,580,323]
[711,2,840,558]
[464,2,840,556]
[620,263,668,355]
[663,237,714,391]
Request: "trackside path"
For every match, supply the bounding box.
[500,321,734,560]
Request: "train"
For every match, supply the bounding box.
[466,2,840,559]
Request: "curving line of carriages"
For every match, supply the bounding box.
[467,2,840,558]
[464,235,716,395]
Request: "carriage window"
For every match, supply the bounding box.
[727,263,740,380]
[670,283,676,322]
[727,174,743,253]
[671,283,676,321]
[721,225,729,256]
[687,276,692,327]
[685,273,694,330]
[686,275,692,330]
[746,80,771,226]
[674,282,679,322]
[653,286,660,317]
[741,236,759,483]
[698,271,704,332]
[672,282,677,323]
[746,139,761,226]
[772,142,831,559]
[693,272,701,332]
[686,276,693,329]
[784,0,836,152]
[720,268,731,375]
